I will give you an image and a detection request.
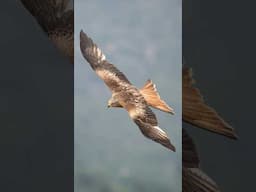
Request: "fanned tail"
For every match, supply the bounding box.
[140,79,174,114]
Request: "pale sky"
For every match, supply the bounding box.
[75,1,182,191]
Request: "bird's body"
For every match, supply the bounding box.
[80,30,175,151]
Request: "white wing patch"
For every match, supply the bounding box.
[96,47,106,63]
[153,126,168,136]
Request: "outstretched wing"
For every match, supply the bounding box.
[125,99,175,151]
[80,30,131,93]
[182,129,221,192]
[20,0,73,33]
[20,0,74,63]
[182,67,237,139]
[182,129,199,168]
[183,168,221,192]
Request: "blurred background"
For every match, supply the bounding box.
[0,1,73,192]
[75,0,182,191]
[183,0,256,191]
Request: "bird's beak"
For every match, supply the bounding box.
[107,104,110,108]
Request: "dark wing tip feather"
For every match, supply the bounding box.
[134,118,176,152]
[80,30,106,69]
[151,126,176,152]
[80,30,132,90]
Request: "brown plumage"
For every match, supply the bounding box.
[80,30,175,151]
[182,66,237,191]
[182,129,221,192]
[20,0,74,63]
[182,129,199,168]
[140,80,175,114]
[20,1,236,189]
[183,167,220,192]
[182,67,237,139]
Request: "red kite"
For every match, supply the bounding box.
[80,31,176,151]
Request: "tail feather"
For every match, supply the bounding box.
[140,80,174,114]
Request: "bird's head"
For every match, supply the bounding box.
[107,96,121,108]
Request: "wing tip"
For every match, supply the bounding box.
[160,140,176,152]
[227,131,239,140]
[80,29,106,65]
[169,144,176,152]
[80,29,85,37]
[80,30,89,44]
[222,122,238,140]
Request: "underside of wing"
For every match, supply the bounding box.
[20,0,74,62]
[135,119,176,151]
[182,67,237,139]
[80,30,131,93]
[182,129,221,192]
[20,0,73,33]
[182,129,199,168]
[149,125,176,152]
[183,168,221,192]
[128,103,175,151]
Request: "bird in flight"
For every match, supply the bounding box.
[182,129,221,192]
[80,30,176,152]
[182,64,237,192]
[20,0,74,63]
[182,66,237,139]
